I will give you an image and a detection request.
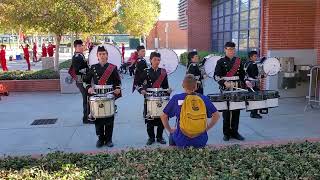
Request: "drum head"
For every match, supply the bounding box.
[156,48,179,75]
[263,57,281,76]
[88,44,122,69]
[204,55,222,78]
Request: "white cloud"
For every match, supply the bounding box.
[159,0,179,20]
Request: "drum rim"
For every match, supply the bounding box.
[146,88,168,92]
[146,96,170,100]
[89,95,115,100]
[94,85,113,89]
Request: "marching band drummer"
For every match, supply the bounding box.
[137,52,170,145]
[244,51,263,119]
[186,51,205,95]
[84,46,122,148]
[68,40,91,124]
[214,42,247,141]
[132,45,147,92]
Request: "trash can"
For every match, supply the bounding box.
[60,69,79,94]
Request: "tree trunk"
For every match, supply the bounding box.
[70,33,74,57]
[54,35,61,71]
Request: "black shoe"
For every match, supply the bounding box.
[250,113,262,119]
[96,139,104,148]
[157,138,166,144]
[223,135,230,141]
[232,133,245,141]
[106,141,114,147]
[146,138,155,145]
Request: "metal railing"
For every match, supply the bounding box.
[305,65,320,111]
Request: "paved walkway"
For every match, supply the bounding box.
[1,65,320,156]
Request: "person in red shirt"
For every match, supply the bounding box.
[41,43,47,57]
[32,42,37,62]
[21,44,31,71]
[47,42,55,57]
[121,43,125,63]
[0,44,8,71]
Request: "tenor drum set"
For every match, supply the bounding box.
[203,55,281,113]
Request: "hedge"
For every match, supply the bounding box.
[0,60,72,80]
[1,142,319,179]
[180,51,249,66]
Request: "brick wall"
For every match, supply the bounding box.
[261,0,316,56]
[316,0,320,65]
[0,79,60,92]
[187,0,211,51]
[146,21,187,49]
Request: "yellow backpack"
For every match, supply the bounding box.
[180,94,207,138]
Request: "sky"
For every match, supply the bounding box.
[158,0,179,20]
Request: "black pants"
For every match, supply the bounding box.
[76,82,88,121]
[222,110,240,136]
[95,117,114,142]
[144,99,164,139]
[146,118,164,140]
[129,66,135,76]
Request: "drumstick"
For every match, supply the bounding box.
[250,87,255,92]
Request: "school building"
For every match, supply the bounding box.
[179,0,320,97]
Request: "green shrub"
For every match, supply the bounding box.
[58,59,72,70]
[0,60,72,80]
[1,142,320,179]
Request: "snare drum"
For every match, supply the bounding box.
[94,85,113,95]
[245,91,267,111]
[145,88,170,118]
[207,93,228,111]
[225,92,246,110]
[263,90,280,108]
[89,94,115,118]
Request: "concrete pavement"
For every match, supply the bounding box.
[0,65,320,156]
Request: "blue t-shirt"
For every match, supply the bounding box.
[163,93,217,148]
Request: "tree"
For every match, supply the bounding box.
[0,0,161,70]
[118,0,161,36]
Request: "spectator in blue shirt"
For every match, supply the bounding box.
[161,74,220,148]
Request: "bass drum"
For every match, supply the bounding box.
[203,55,223,78]
[88,43,122,69]
[156,48,179,75]
[261,57,281,76]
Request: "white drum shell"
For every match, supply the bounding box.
[89,96,115,118]
[266,98,279,108]
[146,97,169,118]
[229,101,246,110]
[246,100,267,110]
[212,101,228,111]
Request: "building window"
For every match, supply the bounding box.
[212,0,261,53]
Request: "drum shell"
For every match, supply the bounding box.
[226,92,246,110]
[89,95,115,118]
[146,96,169,118]
[263,90,280,108]
[245,91,267,110]
[207,94,228,111]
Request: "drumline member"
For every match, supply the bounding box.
[132,45,147,92]
[137,52,169,145]
[244,50,263,119]
[68,40,91,124]
[84,46,122,148]
[186,51,204,95]
[214,42,248,141]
